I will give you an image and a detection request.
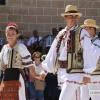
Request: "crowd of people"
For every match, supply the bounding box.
[0,4,100,100]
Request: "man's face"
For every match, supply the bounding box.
[52,28,57,35]
[84,26,95,37]
[64,15,78,27]
[33,30,38,37]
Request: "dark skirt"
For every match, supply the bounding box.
[0,68,20,100]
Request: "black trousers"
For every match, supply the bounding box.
[44,73,58,100]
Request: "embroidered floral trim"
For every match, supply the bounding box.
[85,34,90,38]
[58,80,83,85]
[66,80,83,85]
[85,72,91,75]
[80,36,84,41]
[93,43,100,48]
[56,31,66,53]
[90,81,100,84]
[58,80,100,85]
[80,34,90,41]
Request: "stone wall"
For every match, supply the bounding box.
[0,0,100,44]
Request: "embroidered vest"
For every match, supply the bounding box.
[54,30,66,73]
[67,27,84,73]
[55,27,83,73]
[0,43,24,70]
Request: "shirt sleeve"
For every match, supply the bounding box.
[18,43,33,67]
[27,38,32,46]
[46,36,50,46]
[80,29,96,78]
[42,38,57,74]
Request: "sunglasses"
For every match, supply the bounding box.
[34,56,40,58]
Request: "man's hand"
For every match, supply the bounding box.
[83,77,90,85]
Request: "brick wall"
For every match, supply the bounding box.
[0,0,100,44]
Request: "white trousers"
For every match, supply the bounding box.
[76,87,80,100]
[59,83,79,100]
[88,83,100,100]
[80,85,89,100]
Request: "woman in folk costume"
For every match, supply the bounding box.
[80,19,100,100]
[41,5,93,100]
[0,23,38,100]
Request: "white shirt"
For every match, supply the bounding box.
[1,43,33,67]
[89,36,100,83]
[42,25,92,84]
[27,36,42,46]
[33,62,44,75]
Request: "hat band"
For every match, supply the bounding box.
[66,10,78,13]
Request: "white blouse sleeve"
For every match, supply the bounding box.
[80,29,96,77]
[42,38,57,74]
[18,43,33,67]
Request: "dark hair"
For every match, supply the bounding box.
[59,27,64,31]
[33,30,38,34]
[18,34,24,39]
[98,32,100,38]
[6,27,18,34]
[94,28,96,33]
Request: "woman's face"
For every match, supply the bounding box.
[6,29,18,44]
[34,53,41,61]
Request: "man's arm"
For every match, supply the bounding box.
[41,37,57,75]
[80,29,95,84]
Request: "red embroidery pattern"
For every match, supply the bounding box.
[80,37,84,41]
[58,80,100,85]
[58,80,83,85]
[85,72,91,75]
[56,31,66,53]
[93,43,100,48]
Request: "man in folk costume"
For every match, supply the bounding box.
[0,23,43,100]
[41,5,93,100]
[80,19,100,100]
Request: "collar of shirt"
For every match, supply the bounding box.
[65,24,79,31]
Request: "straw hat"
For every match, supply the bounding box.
[61,5,82,17]
[80,19,99,29]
